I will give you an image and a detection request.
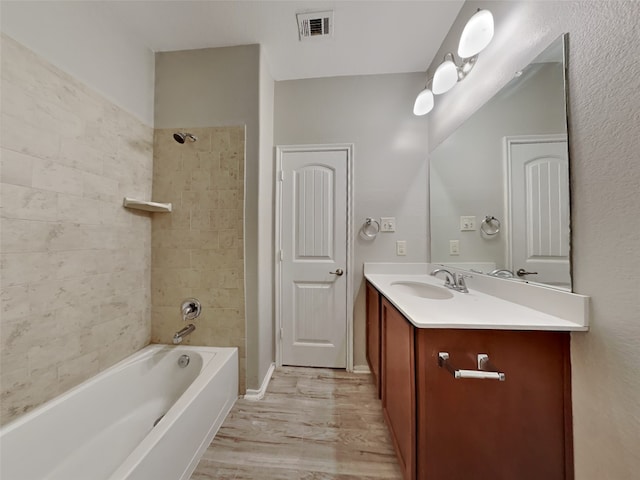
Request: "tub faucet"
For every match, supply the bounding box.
[173,324,196,344]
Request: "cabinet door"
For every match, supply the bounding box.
[416,329,572,480]
[382,298,416,480]
[366,281,381,397]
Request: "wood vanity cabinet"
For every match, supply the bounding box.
[366,281,381,397]
[415,328,573,480]
[381,296,416,480]
[371,285,573,480]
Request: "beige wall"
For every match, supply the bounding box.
[154,44,273,391]
[428,2,640,477]
[274,73,429,368]
[151,127,246,392]
[0,36,153,424]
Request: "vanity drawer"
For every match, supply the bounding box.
[415,329,572,480]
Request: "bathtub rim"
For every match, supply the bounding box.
[0,344,235,435]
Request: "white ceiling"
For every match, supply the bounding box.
[100,0,465,81]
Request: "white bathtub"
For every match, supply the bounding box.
[0,344,238,480]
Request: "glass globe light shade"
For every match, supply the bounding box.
[432,59,459,95]
[413,88,434,116]
[458,9,494,59]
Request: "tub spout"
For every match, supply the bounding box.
[173,324,195,344]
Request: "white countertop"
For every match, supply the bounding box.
[365,264,589,331]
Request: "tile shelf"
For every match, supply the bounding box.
[122,197,172,213]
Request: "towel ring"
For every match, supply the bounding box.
[362,218,380,239]
[480,216,500,236]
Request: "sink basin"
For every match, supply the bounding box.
[390,281,454,300]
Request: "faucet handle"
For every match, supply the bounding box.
[181,298,202,321]
[455,273,471,293]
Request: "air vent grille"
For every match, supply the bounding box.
[297,11,333,41]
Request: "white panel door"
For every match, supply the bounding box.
[280,148,348,368]
[508,137,570,287]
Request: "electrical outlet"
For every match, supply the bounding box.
[380,217,396,232]
[460,216,477,231]
[396,240,407,256]
[449,240,460,255]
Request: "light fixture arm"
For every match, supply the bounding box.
[440,51,479,82]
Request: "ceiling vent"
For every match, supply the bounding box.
[296,11,333,41]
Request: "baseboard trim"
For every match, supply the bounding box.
[352,364,371,374]
[244,362,276,400]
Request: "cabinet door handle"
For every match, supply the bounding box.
[438,352,506,381]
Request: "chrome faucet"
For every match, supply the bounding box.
[430,269,470,293]
[430,268,456,288]
[173,298,201,344]
[173,324,196,344]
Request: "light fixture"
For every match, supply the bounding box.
[413,87,434,115]
[413,9,494,115]
[458,9,494,59]
[432,54,459,95]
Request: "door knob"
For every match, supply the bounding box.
[329,268,344,276]
[516,268,538,277]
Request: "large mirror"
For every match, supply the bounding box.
[430,34,571,290]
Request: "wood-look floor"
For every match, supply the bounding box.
[190,367,403,480]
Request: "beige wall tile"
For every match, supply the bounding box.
[0,38,153,425]
[1,77,85,137]
[0,148,34,187]
[0,113,60,161]
[57,193,102,224]
[0,183,58,221]
[82,170,120,203]
[0,218,53,253]
[58,137,106,175]
[152,126,246,392]
[151,247,190,269]
[0,252,52,287]
[1,284,31,321]
[32,158,84,196]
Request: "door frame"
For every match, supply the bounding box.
[503,134,568,272]
[274,143,355,371]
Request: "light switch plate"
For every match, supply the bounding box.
[396,240,407,256]
[460,216,476,231]
[449,240,460,255]
[380,217,396,232]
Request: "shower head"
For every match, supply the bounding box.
[173,132,197,144]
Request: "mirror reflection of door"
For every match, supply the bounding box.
[506,135,571,289]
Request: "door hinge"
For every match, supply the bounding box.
[279,250,283,261]
[279,327,284,340]
[278,170,284,181]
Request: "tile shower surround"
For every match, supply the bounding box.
[151,127,246,393]
[0,35,153,424]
